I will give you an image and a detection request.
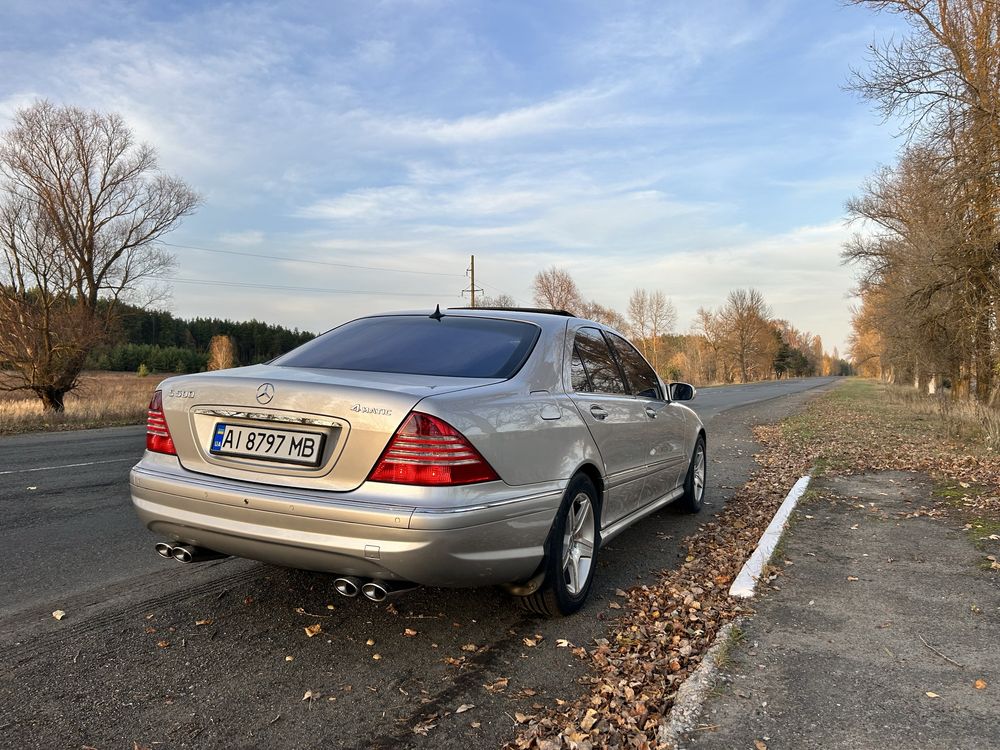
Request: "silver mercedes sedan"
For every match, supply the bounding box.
[131,307,706,615]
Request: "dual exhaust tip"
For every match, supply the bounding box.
[155,542,227,564]
[154,544,413,601]
[333,576,417,602]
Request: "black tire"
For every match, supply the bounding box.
[678,434,707,513]
[518,474,601,617]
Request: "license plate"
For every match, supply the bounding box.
[210,423,325,466]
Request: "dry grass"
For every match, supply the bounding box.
[0,371,167,435]
[884,383,1000,451]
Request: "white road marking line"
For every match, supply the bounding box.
[0,457,136,476]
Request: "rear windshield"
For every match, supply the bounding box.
[274,315,539,379]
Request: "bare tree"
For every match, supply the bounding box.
[627,288,677,371]
[207,335,237,371]
[477,292,518,308]
[531,266,582,312]
[717,288,774,383]
[579,300,629,331]
[0,101,200,409]
[847,0,1000,400]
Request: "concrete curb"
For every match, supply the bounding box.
[729,474,812,599]
[657,475,812,748]
[657,619,745,750]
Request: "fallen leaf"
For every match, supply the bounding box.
[455,703,474,713]
[470,721,481,728]
[484,677,509,693]
[754,741,768,750]
[285,655,294,662]
[156,640,170,649]
[302,690,315,701]
[195,618,214,626]
[403,628,418,637]
[514,712,532,724]
[461,643,477,652]
[523,637,538,647]
[304,623,322,638]
[365,638,375,646]
[925,691,940,698]
[608,602,621,610]
[52,610,66,621]
[974,679,987,690]
[580,708,599,731]
[372,653,382,660]
[847,576,859,582]
[556,639,572,648]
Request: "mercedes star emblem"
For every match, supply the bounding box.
[256,383,275,405]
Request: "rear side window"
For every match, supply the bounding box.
[607,333,662,399]
[573,327,626,394]
[274,316,539,378]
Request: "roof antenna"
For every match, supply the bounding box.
[429,304,444,321]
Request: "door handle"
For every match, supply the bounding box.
[590,405,608,420]
[645,407,658,419]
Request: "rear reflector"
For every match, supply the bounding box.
[146,390,177,456]
[368,412,499,486]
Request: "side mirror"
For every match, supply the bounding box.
[669,382,696,401]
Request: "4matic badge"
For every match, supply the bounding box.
[351,404,392,416]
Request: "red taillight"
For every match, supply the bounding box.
[146,390,177,456]
[368,412,499,486]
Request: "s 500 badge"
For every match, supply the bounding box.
[168,388,196,399]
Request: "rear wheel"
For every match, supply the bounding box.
[518,474,600,617]
[678,435,706,513]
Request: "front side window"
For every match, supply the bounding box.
[607,333,662,399]
[275,315,539,378]
[572,327,626,394]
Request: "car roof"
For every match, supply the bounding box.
[364,306,578,329]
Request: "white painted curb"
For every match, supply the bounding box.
[729,474,811,599]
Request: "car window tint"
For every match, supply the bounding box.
[573,328,626,394]
[607,333,662,399]
[571,345,591,391]
[274,315,538,378]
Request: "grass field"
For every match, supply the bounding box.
[0,371,167,435]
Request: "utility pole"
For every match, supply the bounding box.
[462,254,482,307]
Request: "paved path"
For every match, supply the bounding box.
[688,471,1000,750]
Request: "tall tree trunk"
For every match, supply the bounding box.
[38,387,66,412]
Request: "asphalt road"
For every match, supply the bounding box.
[0,376,839,748]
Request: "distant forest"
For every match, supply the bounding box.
[86,303,315,373]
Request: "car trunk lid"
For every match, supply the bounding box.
[159,364,502,492]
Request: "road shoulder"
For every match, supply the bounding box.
[686,470,999,750]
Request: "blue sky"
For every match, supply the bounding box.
[0,0,908,353]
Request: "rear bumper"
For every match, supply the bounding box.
[129,453,564,587]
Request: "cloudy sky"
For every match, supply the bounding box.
[1,0,908,353]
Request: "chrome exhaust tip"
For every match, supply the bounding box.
[154,542,175,559]
[361,581,388,602]
[361,580,419,602]
[170,544,228,564]
[334,576,362,598]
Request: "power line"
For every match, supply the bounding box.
[166,276,457,297]
[159,241,466,278]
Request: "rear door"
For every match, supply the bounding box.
[605,332,687,499]
[567,327,650,526]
